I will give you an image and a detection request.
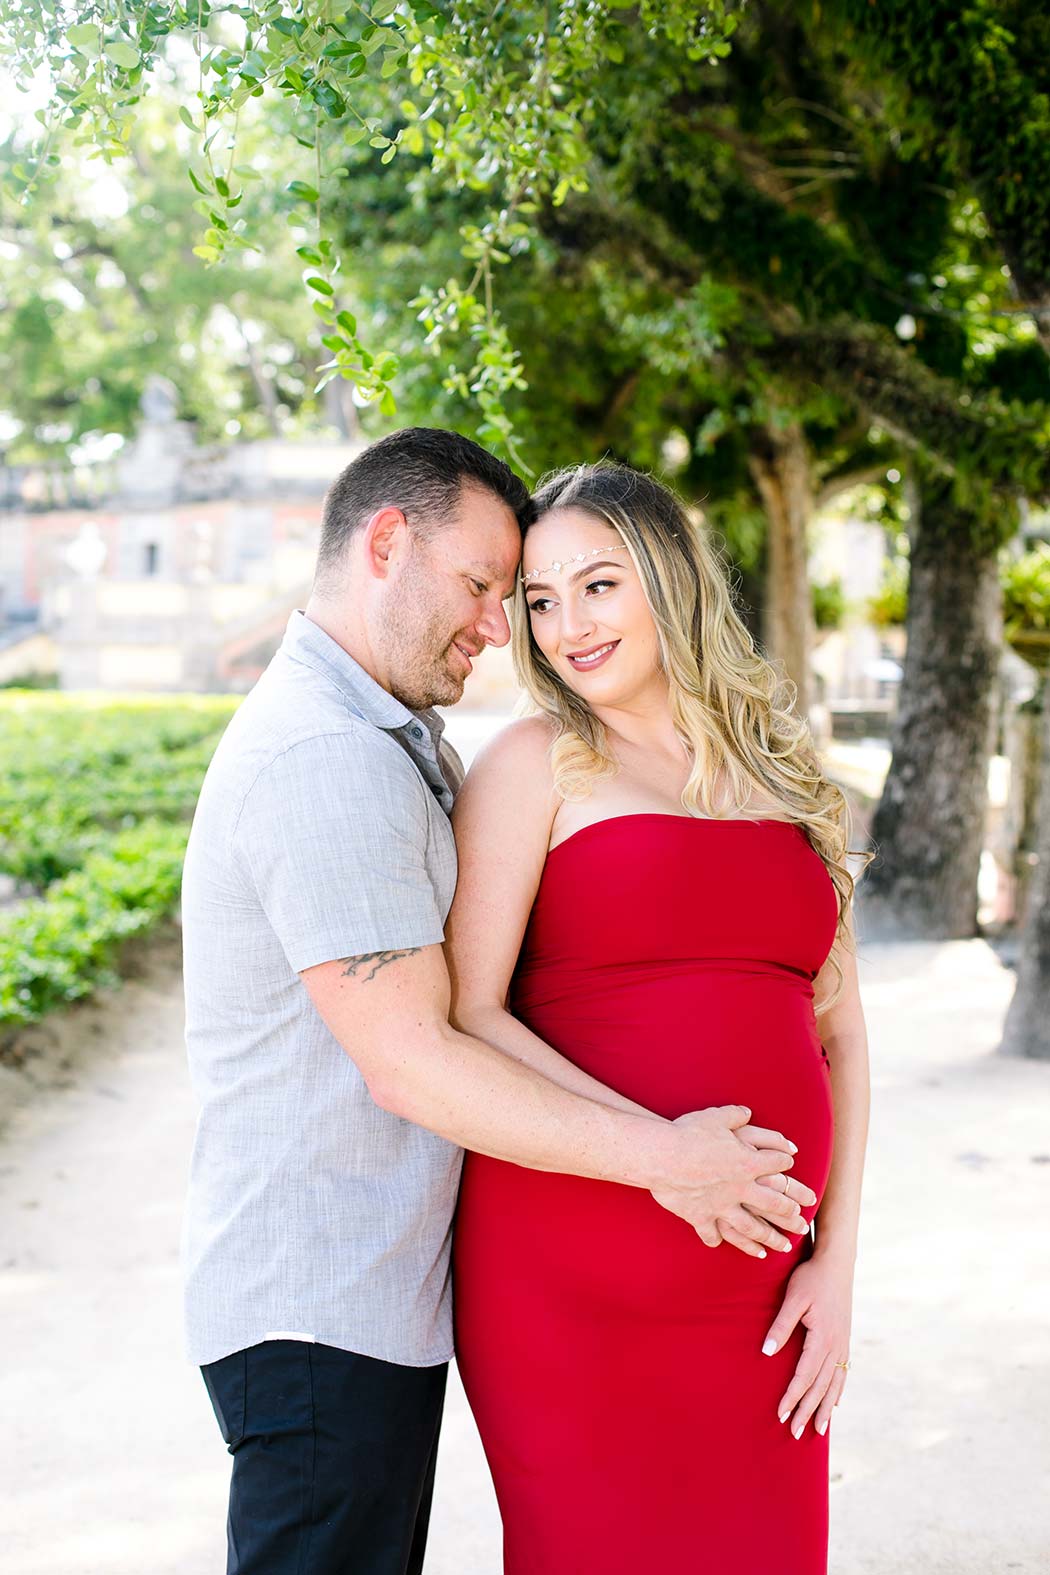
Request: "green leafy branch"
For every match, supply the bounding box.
[3,0,744,451]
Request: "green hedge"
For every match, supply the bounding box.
[0,819,189,1030]
[0,693,237,886]
[0,693,240,1034]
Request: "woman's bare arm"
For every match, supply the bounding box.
[811,925,870,1267]
[446,718,653,1117]
[758,913,870,1435]
[444,719,817,1257]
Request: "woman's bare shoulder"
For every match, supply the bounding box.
[455,716,559,825]
[472,714,557,772]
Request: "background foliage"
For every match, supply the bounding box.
[1,0,742,462]
[0,695,237,1031]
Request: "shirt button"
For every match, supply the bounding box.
[430,782,444,797]
[410,725,424,740]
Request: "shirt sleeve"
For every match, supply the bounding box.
[232,728,446,973]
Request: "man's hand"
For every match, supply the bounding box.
[713,1121,818,1257]
[650,1106,816,1255]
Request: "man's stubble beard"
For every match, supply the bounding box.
[380,557,469,711]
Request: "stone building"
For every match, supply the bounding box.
[0,380,360,691]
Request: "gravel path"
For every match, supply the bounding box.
[1,932,1047,1574]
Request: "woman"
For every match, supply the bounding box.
[446,462,869,1574]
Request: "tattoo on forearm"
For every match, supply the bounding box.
[339,948,421,982]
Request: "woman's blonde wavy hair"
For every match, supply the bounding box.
[512,461,860,1011]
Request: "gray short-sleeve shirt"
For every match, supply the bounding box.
[181,611,462,1368]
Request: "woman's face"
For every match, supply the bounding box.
[522,507,664,709]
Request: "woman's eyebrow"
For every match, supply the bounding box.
[524,559,624,594]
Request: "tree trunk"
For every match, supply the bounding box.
[861,481,1004,939]
[747,423,813,717]
[1000,682,1050,1057]
[976,136,1050,1053]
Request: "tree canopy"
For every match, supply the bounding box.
[1,99,319,457]
[6,0,1050,629]
[7,1,1048,491]
[2,0,741,459]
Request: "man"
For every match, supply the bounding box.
[181,427,812,1575]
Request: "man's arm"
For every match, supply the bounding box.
[301,938,807,1250]
[234,725,812,1251]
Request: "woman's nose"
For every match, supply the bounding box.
[558,600,597,646]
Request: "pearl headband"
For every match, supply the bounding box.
[521,543,630,586]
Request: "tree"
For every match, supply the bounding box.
[826,0,1050,355]
[2,0,742,460]
[817,0,1050,1026]
[606,1,1050,937]
[862,475,1012,937]
[329,0,1046,804]
[11,0,1050,964]
[1000,672,1050,1057]
[0,101,318,459]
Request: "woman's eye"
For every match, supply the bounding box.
[527,598,552,615]
[585,578,616,594]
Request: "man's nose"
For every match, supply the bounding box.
[476,599,512,649]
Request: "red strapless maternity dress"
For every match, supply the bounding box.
[454,814,839,1575]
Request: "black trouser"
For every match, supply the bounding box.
[201,1340,447,1575]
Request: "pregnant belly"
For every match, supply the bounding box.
[522,967,834,1155]
[455,971,834,1317]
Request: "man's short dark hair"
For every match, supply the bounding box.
[316,427,533,582]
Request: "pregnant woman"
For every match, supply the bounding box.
[446,462,870,1574]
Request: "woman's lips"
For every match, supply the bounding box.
[566,640,619,672]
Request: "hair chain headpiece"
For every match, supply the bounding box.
[521,542,630,586]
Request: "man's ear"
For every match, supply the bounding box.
[361,506,410,580]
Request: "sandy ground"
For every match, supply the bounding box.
[1,929,1048,1575]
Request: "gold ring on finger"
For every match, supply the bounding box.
[835,1359,850,1370]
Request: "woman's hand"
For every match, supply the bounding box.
[652,1108,812,1252]
[761,1253,854,1438]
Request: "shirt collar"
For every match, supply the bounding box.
[281,610,440,739]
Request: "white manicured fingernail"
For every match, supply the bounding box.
[757,1248,767,1259]
[762,1338,778,1356]
[778,1411,789,1424]
[816,1419,828,1436]
[787,1142,798,1153]
[792,1422,803,1439]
